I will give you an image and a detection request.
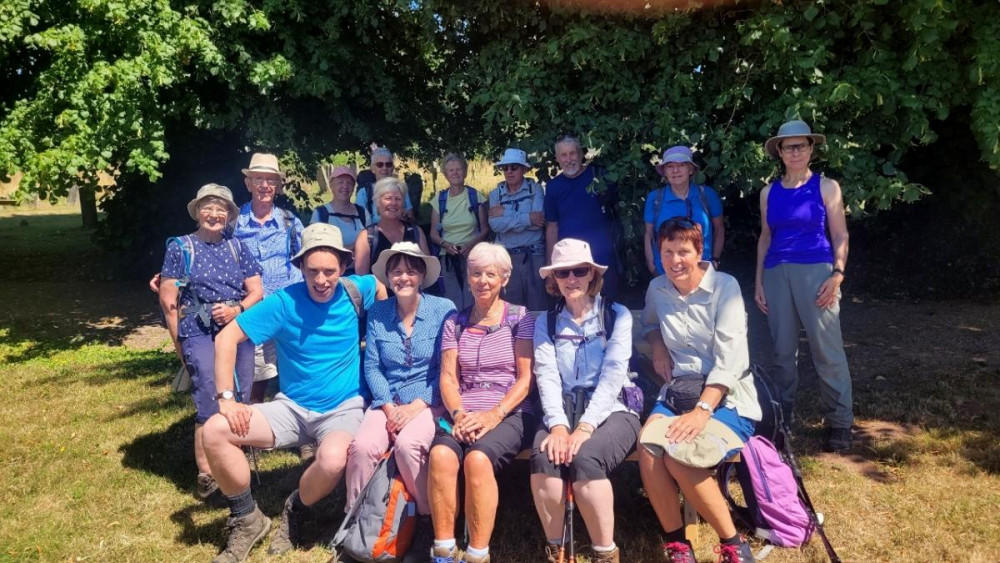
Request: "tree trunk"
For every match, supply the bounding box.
[80,186,98,229]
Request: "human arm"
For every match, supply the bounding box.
[459,337,535,442]
[817,178,848,309]
[158,278,183,363]
[212,274,263,325]
[533,312,572,463]
[640,284,673,383]
[213,320,254,436]
[430,207,460,256]
[754,187,771,314]
[664,384,728,444]
[644,223,656,274]
[353,227,372,275]
[460,197,491,258]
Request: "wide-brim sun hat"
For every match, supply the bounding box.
[538,238,608,279]
[290,223,354,268]
[765,119,826,159]
[187,183,240,220]
[640,416,745,469]
[371,241,441,289]
[655,145,700,176]
[495,148,532,169]
[241,152,285,178]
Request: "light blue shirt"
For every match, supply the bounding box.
[355,185,414,225]
[533,297,635,430]
[364,294,456,409]
[487,179,545,251]
[236,275,378,413]
[233,204,304,296]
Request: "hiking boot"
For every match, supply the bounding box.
[591,546,620,563]
[824,427,853,453]
[299,442,317,462]
[268,490,306,555]
[461,551,490,563]
[404,515,434,563]
[663,541,697,563]
[431,544,459,563]
[213,505,270,563]
[713,538,755,563]
[543,543,560,563]
[196,472,219,500]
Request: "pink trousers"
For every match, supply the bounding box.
[346,406,440,514]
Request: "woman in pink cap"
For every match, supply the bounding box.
[311,165,368,259]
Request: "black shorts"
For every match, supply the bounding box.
[431,411,537,473]
[530,412,641,481]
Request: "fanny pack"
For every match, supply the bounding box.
[662,374,708,413]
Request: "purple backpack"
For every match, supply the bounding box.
[721,436,814,547]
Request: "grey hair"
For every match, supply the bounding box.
[440,152,468,172]
[371,147,394,162]
[372,177,406,205]
[554,135,582,153]
[466,242,513,278]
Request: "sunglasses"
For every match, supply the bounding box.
[664,216,698,229]
[553,267,591,279]
[500,165,523,172]
[779,142,811,155]
[374,161,394,169]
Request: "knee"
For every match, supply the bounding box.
[314,444,349,476]
[570,451,603,482]
[202,414,234,451]
[429,446,459,477]
[393,433,429,461]
[463,450,494,486]
[348,435,386,464]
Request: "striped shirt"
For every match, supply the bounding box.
[440,302,535,414]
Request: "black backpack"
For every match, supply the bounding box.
[316,203,368,228]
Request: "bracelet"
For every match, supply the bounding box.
[831,268,845,277]
[576,423,594,435]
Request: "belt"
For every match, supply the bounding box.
[508,243,544,255]
[460,380,511,393]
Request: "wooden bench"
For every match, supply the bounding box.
[0,198,18,207]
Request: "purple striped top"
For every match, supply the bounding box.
[441,302,535,414]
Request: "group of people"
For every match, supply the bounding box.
[156,119,855,563]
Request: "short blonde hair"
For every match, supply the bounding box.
[466,242,512,278]
[372,177,406,208]
[544,268,604,297]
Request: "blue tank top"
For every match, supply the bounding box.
[764,174,833,268]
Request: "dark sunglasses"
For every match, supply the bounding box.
[374,161,394,168]
[664,216,698,229]
[500,164,523,172]
[553,267,591,279]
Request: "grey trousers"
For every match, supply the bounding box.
[441,254,473,311]
[762,262,854,429]
[504,251,549,312]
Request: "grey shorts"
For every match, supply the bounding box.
[253,341,278,382]
[254,393,365,448]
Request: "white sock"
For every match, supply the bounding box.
[434,538,456,550]
[465,545,490,558]
[593,543,616,552]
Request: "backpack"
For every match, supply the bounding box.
[651,184,712,228]
[332,450,417,563]
[317,203,368,228]
[366,224,422,268]
[453,303,523,344]
[434,187,481,255]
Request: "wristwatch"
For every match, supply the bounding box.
[215,390,235,401]
[695,401,712,413]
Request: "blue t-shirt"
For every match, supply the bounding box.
[236,275,378,413]
[161,235,262,338]
[543,167,617,268]
[643,185,723,273]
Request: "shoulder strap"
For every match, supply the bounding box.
[282,209,299,256]
[227,239,240,267]
[601,297,618,347]
[546,300,565,342]
[437,190,449,236]
[467,187,481,232]
[366,225,380,262]
[318,205,330,224]
[364,186,375,219]
[652,187,665,226]
[355,204,367,227]
[339,278,363,319]
[165,236,196,280]
[453,307,472,344]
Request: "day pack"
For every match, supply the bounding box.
[720,435,814,548]
[332,451,416,562]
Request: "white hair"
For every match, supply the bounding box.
[371,147,394,162]
[372,177,406,205]
[554,135,582,153]
[467,242,512,278]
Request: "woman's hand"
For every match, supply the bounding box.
[489,204,505,218]
[540,425,571,464]
[455,410,501,442]
[665,410,711,444]
[815,273,843,309]
[651,342,673,383]
[219,399,252,438]
[211,304,239,326]
[754,282,769,315]
[566,426,593,464]
[386,401,426,434]
[443,241,461,256]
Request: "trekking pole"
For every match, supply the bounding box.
[232,372,261,487]
[777,424,841,563]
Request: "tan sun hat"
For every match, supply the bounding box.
[538,238,608,279]
[241,152,285,178]
[187,183,239,220]
[371,241,441,289]
[640,416,745,469]
[764,120,826,159]
[290,223,353,268]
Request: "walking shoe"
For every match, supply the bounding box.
[461,552,490,563]
[196,472,219,500]
[543,543,560,563]
[713,538,755,563]
[299,442,317,462]
[268,490,306,555]
[404,515,434,563]
[591,546,620,563]
[824,427,853,453]
[431,544,459,563]
[663,541,697,563]
[213,505,270,563]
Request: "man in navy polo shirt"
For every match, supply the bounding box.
[543,135,621,299]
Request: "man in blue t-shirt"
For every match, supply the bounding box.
[543,135,621,298]
[202,223,385,562]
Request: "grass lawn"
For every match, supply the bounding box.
[1,208,998,562]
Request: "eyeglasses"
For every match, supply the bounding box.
[198,207,229,217]
[780,142,811,155]
[374,161,394,169]
[500,165,523,172]
[553,267,591,279]
[249,177,281,187]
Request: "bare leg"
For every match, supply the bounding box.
[194,423,210,475]
[429,445,460,540]
[573,479,615,546]
[299,431,353,506]
[531,473,565,540]
[202,410,276,495]
[664,457,736,538]
[638,444,684,532]
[464,451,499,550]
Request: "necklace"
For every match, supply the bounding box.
[471,301,502,326]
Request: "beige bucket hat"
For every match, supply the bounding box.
[290,223,354,268]
[241,152,285,178]
[640,416,745,469]
[187,183,239,220]
[764,120,826,159]
[538,238,608,279]
[371,241,441,289]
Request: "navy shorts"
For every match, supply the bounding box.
[182,333,254,423]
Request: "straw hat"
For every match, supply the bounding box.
[241,152,285,178]
[290,223,353,268]
[371,242,441,289]
[187,183,239,220]
[764,120,826,159]
[538,239,608,279]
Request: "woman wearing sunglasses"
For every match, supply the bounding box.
[345,242,456,559]
[486,148,548,311]
[530,238,640,563]
[755,120,853,453]
[638,218,761,563]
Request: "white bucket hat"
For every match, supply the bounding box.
[495,148,532,169]
[765,120,826,159]
[655,146,700,176]
[538,238,608,279]
[187,183,239,220]
[290,223,353,268]
[371,241,441,289]
[241,152,285,178]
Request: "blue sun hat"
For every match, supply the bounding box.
[655,146,700,175]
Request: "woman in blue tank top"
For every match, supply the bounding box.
[754,120,854,454]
